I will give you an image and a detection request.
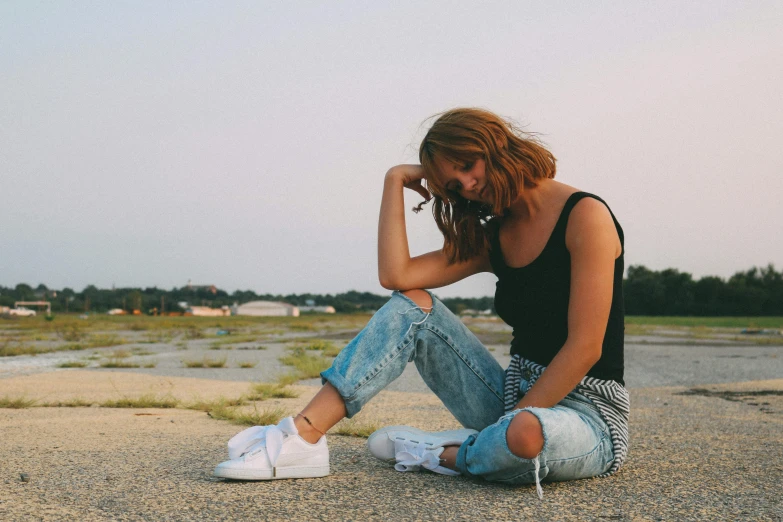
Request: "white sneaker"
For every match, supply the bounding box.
[367,426,478,477]
[213,417,329,480]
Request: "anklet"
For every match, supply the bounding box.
[296,413,326,436]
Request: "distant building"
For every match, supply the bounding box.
[299,305,336,314]
[188,306,231,317]
[459,308,493,316]
[232,301,300,317]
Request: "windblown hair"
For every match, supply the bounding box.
[419,108,557,263]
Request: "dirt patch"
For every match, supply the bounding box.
[677,388,782,415]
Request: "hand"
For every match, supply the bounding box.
[386,164,431,202]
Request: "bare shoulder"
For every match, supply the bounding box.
[565,196,621,256]
[569,197,614,226]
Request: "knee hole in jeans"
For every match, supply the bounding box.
[400,289,433,311]
[506,411,545,460]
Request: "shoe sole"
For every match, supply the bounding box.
[367,426,478,462]
[213,464,329,480]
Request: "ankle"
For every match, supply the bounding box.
[439,445,459,470]
[294,414,326,444]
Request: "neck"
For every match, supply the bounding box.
[506,179,553,220]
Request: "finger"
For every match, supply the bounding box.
[413,185,431,201]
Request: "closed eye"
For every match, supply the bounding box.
[460,161,475,172]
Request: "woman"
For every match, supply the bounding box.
[214,108,629,497]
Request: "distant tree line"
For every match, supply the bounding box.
[1,264,781,316]
[624,264,783,316]
[0,285,391,315]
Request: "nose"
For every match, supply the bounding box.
[459,173,478,193]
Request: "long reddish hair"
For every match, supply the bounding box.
[419,108,557,263]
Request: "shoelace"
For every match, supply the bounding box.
[393,440,459,477]
[227,419,297,465]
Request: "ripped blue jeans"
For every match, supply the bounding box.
[321,291,614,488]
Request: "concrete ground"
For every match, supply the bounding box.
[1,323,782,521]
[0,370,781,521]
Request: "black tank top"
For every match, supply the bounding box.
[488,192,625,385]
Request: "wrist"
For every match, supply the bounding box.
[384,169,405,185]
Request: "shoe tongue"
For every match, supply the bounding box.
[278,416,298,435]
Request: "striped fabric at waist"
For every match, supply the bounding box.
[503,355,630,477]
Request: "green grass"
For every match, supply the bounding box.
[99,358,140,368]
[42,397,93,407]
[99,394,178,408]
[209,334,259,346]
[279,347,332,379]
[289,339,343,357]
[624,323,655,336]
[184,396,247,412]
[260,328,286,337]
[207,404,288,427]
[0,332,126,357]
[237,344,268,351]
[334,418,379,438]
[0,395,37,408]
[56,323,87,341]
[128,321,150,331]
[183,356,227,368]
[275,372,303,386]
[0,341,38,356]
[141,331,173,344]
[288,321,317,332]
[247,382,300,400]
[626,316,783,328]
[238,361,257,368]
[57,360,89,368]
[202,357,227,368]
[183,326,205,340]
[59,334,127,352]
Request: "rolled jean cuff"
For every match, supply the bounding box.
[455,433,479,477]
[320,367,362,418]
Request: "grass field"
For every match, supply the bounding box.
[1,313,781,359]
[0,313,372,357]
[3,312,780,331]
[625,316,783,329]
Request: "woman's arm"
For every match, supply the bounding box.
[514,198,621,409]
[378,165,491,291]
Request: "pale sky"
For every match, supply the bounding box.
[2,2,782,298]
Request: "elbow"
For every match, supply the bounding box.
[585,344,603,366]
[378,264,409,291]
[379,277,395,291]
[566,339,602,368]
[378,273,400,291]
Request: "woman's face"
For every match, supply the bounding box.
[431,156,491,205]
